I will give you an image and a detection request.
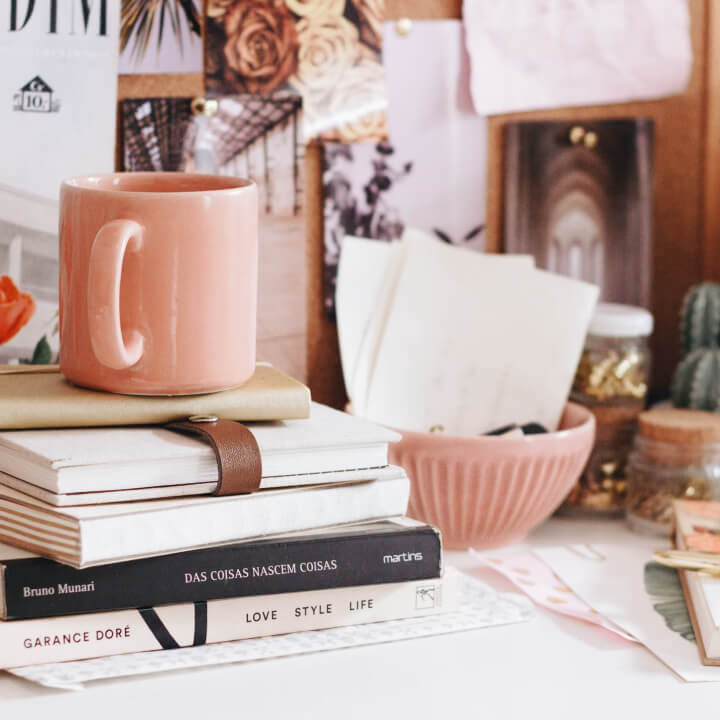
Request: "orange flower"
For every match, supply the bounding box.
[0,276,36,344]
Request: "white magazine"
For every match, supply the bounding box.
[0,1,120,362]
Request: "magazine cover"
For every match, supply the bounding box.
[0,0,120,363]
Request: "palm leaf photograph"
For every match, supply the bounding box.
[121,0,201,61]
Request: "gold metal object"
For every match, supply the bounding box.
[653,549,720,577]
[584,131,599,149]
[191,97,219,117]
[569,125,585,144]
[574,348,647,400]
[429,424,445,433]
[188,414,219,423]
[396,17,412,36]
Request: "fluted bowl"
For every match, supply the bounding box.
[388,403,595,550]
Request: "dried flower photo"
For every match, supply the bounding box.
[205,0,387,142]
[122,95,307,380]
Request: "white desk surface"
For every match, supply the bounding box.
[2,517,720,718]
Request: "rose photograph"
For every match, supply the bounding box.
[205,0,386,142]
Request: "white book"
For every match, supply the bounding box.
[0,403,400,503]
[0,571,457,669]
[0,466,410,568]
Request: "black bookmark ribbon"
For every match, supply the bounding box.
[138,601,208,650]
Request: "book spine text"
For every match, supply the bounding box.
[3,528,441,619]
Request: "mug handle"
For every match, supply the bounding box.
[87,219,144,370]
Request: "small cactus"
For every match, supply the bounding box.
[680,282,720,353]
[671,348,720,412]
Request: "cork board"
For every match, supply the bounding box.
[117,0,462,409]
[118,0,710,409]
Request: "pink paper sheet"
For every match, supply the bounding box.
[473,548,636,641]
[463,0,692,116]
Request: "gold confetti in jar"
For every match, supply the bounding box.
[560,303,653,516]
[626,409,720,535]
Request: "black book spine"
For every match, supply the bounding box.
[2,527,441,619]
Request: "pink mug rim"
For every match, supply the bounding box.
[61,172,255,198]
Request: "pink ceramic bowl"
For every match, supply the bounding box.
[389,403,595,550]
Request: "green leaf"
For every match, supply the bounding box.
[30,336,52,365]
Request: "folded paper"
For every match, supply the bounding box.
[337,231,596,435]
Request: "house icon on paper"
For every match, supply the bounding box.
[14,76,56,113]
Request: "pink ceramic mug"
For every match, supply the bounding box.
[59,172,258,395]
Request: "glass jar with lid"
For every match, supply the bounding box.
[560,303,653,515]
[626,408,720,535]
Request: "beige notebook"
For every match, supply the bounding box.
[0,365,310,429]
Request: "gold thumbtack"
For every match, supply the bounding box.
[569,125,585,144]
[396,17,412,36]
[584,130,598,149]
[191,97,219,117]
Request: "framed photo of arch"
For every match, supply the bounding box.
[503,118,654,308]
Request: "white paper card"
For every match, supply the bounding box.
[345,240,412,417]
[336,236,396,403]
[464,0,692,115]
[361,233,596,434]
[8,574,534,690]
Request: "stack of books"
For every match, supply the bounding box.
[0,365,453,669]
